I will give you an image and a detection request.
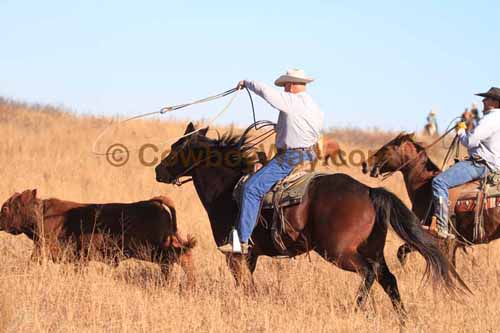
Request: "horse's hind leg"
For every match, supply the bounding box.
[354,258,376,310]
[375,258,407,324]
[330,252,376,310]
[316,248,376,310]
[397,243,414,266]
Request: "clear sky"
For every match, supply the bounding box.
[1,0,499,131]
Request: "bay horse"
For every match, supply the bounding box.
[155,122,468,323]
[316,136,347,166]
[362,133,500,266]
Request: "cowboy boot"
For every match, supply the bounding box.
[435,196,455,240]
[217,242,249,254]
[218,229,250,254]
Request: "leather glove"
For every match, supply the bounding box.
[236,80,245,90]
[455,121,467,135]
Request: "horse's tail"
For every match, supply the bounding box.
[369,187,470,295]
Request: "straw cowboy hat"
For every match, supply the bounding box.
[274,69,315,87]
[476,87,500,102]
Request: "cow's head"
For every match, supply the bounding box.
[0,189,41,235]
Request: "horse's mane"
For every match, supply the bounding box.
[395,132,441,172]
[206,131,256,173]
[394,132,426,150]
[212,131,249,149]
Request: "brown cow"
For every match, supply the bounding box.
[0,189,196,286]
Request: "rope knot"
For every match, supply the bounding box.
[160,107,174,114]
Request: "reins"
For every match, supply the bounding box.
[440,134,462,170]
[172,120,277,187]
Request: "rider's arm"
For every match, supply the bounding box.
[459,113,496,148]
[244,80,291,112]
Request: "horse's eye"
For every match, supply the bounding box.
[1,206,9,214]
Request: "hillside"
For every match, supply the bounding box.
[1,98,498,332]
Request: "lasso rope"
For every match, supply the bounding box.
[92,87,241,156]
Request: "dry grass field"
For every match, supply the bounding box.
[1,98,499,332]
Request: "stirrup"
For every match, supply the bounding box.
[423,217,455,240]
[422,216,438,232]
[436,230,456,240]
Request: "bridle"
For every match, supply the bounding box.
[170,157,207,186]
[369,127,456,181]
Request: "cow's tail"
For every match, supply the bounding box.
[182,234,197,250]
[153,196,196,251]
[369,187,470,295]
[153,196,177,230]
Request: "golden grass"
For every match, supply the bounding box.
[1,98,499,332]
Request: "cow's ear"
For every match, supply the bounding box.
[184,122,196,135]
[199,126,209,137]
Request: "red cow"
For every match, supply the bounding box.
[0,190,196,286]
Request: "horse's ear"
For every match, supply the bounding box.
[20,189,37,204]
[199,126,209,137]
[184,122,196,135]
[408,132,416,141]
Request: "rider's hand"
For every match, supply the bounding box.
[455,121,467,135]
[462,110,473,122]
[236,80,245,90]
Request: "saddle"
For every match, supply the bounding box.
[233,161,329,254]
[449,170,500,241]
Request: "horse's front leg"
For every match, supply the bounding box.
[29,245,43,265]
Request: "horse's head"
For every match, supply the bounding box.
[362,132,420,178]
[155,122,210,185]
[0,189,42,235]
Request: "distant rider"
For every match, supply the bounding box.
[425,110,439,136]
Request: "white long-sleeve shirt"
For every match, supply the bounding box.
[459,108,500,171]
[244,80,324,149]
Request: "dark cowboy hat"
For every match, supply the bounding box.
[475,87,500,101]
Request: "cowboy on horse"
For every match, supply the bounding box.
[424,109,438,136]
[218,69,324,254]
[431,87,500,239]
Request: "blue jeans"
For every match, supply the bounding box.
[431,160,489,231]
[238,149,316,243]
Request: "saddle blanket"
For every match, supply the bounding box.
[456,196,500,212]
[233,170,328,209]
[455,173,500,213]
